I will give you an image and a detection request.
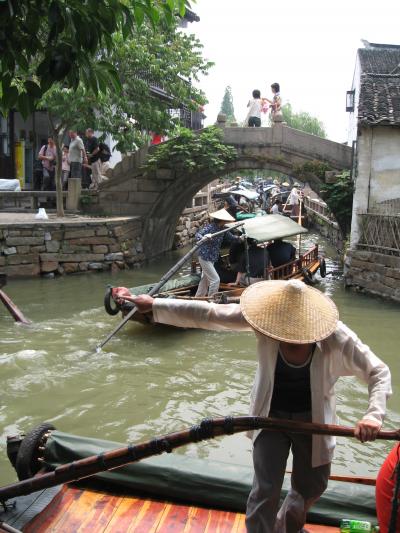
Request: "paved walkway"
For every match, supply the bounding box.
[0,213,139,226]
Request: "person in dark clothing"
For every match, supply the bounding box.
[228,239,245,270]
[230,239,269,285]
[267,239,296,268]
[85,128,101,190]
[224,195,240,219]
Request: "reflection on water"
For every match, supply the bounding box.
[0,232,399,484]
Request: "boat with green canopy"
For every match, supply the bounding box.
[103,214,325,326]
[0,418,389,531]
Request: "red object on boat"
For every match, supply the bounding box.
[376,442,400,533]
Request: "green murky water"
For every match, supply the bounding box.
[0,232,399,485]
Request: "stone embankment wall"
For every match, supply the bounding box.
[0,217,144,278]
[307,211,344,252]
[344,250,400,303]
[174,207,209,248]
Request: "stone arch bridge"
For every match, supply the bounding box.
[97,124,352,257]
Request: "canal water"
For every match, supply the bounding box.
[0,232,399,485]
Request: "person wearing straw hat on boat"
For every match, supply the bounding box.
[131,280,391,533]
[194,208,239,297]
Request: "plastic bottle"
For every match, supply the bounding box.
[340,519,373,532]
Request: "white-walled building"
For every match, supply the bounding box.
[347,41,400,247]
[344,41,400,302]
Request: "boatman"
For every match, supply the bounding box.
[194,208,240,297]
[127,279,391,533]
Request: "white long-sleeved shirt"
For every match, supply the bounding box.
[153,299,392,467]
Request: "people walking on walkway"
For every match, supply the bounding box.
[85,128,101,190]
[246,90,263,127]
[130,279,391,533]
[61,146,70,190]
[68,130,87,183]
[195,209,239,297]
[38,137,57,190]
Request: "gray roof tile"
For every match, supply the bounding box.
[357,45,400,125]
[358,73,400,126]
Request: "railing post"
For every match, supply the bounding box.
[66,178,82,211]
[298,256,303,271]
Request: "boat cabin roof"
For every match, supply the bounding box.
[228,214,308,242]
[228,188,259,200]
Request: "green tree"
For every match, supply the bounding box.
[40,86,98,216]
[220,86,236,123]
[38,18,212,216]
[146,127,237,174]
[0,0,189,115]
[281,103,326,138]
[320,170,354,236]
[98,24,212,152]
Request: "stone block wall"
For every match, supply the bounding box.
[344,249,400,302]
[0,217,145,278]
[307,211,344,253]
[174,206,209,249]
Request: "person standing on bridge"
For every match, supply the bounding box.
[265,82,283,123]
[195,209,240,297]
[246,90,263,127]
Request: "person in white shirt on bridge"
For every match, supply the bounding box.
[247,90,263,127]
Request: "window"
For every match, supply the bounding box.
[0,116,9,156]
[346,90,355,112]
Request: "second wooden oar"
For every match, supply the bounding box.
[0,289,30,325]
[97,222,244,350]
[1,416,399,502]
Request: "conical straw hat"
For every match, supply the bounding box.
[240,279,339,343]
[209,208,236,222]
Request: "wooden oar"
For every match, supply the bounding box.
[0,289,30,325]
[285,469,376,486]
[1,416,398,502]
[96,222,245,351]
[297,195,303,256]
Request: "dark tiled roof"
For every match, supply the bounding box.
[358,47,400,75]
[183,8,200,22]
[358,73,400,126]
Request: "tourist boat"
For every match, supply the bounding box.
[103,215,325,325]
[0,421,380,532]
[212,188,259,219]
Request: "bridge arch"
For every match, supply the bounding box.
[99,125,352,257]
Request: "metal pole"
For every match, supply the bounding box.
[297,196,303,257]
[97,222,244,351]
[242,227,250,285]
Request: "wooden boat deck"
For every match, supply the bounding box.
[23,485,339,532]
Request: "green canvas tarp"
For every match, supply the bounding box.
[128,273,200,296]
[228,214,308,242]
[44,431,377,527]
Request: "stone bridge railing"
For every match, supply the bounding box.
[95,124,352,256]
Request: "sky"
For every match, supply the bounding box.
[183,0,400,143]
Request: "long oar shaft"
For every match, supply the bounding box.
[97,223,244,350]
[1,416,398,502]
[0,289,30,324]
